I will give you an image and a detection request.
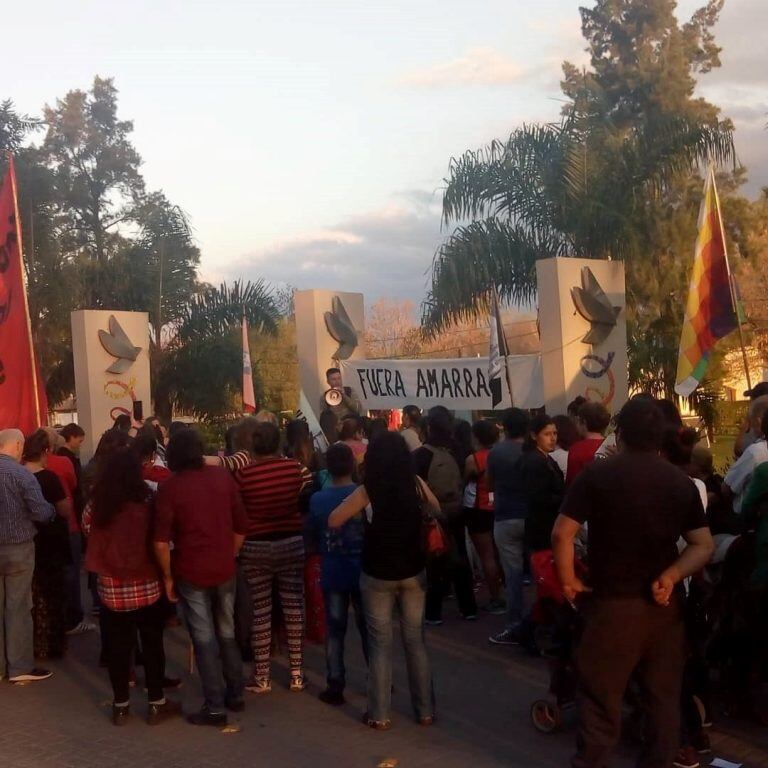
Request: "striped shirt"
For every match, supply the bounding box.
[235,457,313,539]
[0,454,55,544]
[219,450,251,472]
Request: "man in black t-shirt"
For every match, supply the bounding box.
[552,399,713,768]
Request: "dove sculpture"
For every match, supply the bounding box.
[98,315,141,374]
[570,267,621,346]
[324,296,358,360]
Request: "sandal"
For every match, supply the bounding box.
[290,673,307,692]
[418,715,435,726]
[245,676,272,694]
[362,712,392,731]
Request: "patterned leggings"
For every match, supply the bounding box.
[240,536,305,679]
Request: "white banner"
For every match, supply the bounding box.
[296,390,330,453]
[340,355,543,411]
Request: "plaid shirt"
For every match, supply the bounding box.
[82,504,162,612]
[96,575,162,612]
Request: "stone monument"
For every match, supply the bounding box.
[294,290,366,417]
[536,257,628,415]
[71,310,152,460]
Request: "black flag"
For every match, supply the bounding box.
[488,289,509,408]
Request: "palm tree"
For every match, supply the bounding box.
[153,280,280,420]
[421,114,734,335]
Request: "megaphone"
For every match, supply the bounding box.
[324,388,343,407]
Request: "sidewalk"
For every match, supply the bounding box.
[0,601,765,768]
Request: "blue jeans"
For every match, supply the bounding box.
[0,542,35,678]
[323,586,369,692]
[177,578,243,713]
[494,519,525,629]
[360,571,433,722]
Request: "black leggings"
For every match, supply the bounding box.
[101,599,166,703]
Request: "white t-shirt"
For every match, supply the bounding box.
[551,447,568,480]
[724,439,768,513]
[691,477,708,512]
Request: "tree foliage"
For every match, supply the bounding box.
[2,80,279,419]
[423,0,747,398]
[423,114,732,333]
[152,280,280,419]
[42,77,144,269]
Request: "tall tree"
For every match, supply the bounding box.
[423,0,739,397]
[561,0,734,396]
[42,77,145,277]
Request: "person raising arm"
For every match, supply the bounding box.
[329,475,439,528]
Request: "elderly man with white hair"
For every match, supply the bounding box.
[0,428,55,683]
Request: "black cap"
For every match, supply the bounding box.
[744,381,768,399]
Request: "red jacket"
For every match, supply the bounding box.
[85,500,160,581]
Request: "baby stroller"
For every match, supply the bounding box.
[529,549,585,733]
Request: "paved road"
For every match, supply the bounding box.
[1,598,766,768]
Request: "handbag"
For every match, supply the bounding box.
[417,482,449,558]
[422,514,449,558]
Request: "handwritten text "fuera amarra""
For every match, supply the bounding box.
[354,366,493,401]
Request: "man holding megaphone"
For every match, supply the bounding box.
[321,367,363,422]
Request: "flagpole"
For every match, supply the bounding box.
[491,288,515,407]
[8,154,41,427]
[711,166,752,392]
[501,327,515,408]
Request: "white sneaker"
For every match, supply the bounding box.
[66,620,96,635]
[9,668,53,683]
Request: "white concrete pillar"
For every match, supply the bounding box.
[536,258,628,417]
[294,290,366,418]
[71,310,151,460]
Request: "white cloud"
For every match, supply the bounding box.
[394,47,524,89]
[225,191,443,306]
[692,0,768,194]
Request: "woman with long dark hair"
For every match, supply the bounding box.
[83,447,179,726]
[330,431,439,730]
[521,414,565,552]
[23,430,72,659]
[82,429,133,503]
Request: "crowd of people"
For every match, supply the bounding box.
[1,373,768,768]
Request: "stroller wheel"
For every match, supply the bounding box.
[531,699,561,733]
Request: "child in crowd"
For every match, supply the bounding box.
[309,443,369,705]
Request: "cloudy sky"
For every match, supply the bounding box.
[8,0,767,309]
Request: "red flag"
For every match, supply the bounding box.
[242,316,256,414]
[0,156,46,432]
